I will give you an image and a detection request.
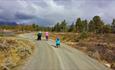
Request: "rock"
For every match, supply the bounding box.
[111,63,115,69]
[104,63,111,68]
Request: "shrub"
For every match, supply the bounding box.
[76,32,89,41]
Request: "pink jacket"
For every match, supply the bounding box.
[45,32,49,36]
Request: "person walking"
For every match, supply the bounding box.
[45,32,49,41]
[37,31,42,40]
[55,37,60,48]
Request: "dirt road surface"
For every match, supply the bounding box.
[17,33,110,70]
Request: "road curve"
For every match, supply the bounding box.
[17,33,110,70]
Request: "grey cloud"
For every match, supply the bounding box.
[15,12,36,20]
[0,0,115,26]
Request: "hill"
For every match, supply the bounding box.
[0,21,17,26]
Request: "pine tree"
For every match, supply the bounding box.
[88,20,95,32]
[92,16,104,33]
[60,20,68,32]
[53,22,60,32]
[75,18,83,32]
[68,22,75,32]
[82,20,88,32]
[112,19,115,33]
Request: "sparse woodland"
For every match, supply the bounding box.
[0,15,115,69]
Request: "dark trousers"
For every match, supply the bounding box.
[37,35,41,40]
[46,36,48,40]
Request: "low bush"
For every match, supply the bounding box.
[0,37,35,70]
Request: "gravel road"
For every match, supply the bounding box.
[17,33,110,70]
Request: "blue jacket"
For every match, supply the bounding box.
[56,38,60,45]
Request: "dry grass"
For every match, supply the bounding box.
[0,37,35,70]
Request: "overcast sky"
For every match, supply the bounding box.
[0,0,115,26]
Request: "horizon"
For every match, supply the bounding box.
[0,0,115,26]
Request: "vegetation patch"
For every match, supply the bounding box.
[0,37,35,70]
[50,33,115,69]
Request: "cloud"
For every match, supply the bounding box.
[0,0,115,26]
[15,12,36,20]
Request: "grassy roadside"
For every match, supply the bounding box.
[50,32,115,70]
[0,37,35,70]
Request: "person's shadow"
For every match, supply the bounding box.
[51,45,56,48]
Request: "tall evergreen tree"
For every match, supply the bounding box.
[88,20,95,32]
[32,24,39,31]
[92,16,104,33]
[75,18,83,32]
[60,20,68,32]
[53,22,60,32]
[82,20,88,32]
[112,19,115,33]
[68,22,75,32]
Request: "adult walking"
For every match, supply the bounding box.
[37,31,42,40]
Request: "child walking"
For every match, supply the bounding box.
[45,32,49,41]
[56,37,60,48]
